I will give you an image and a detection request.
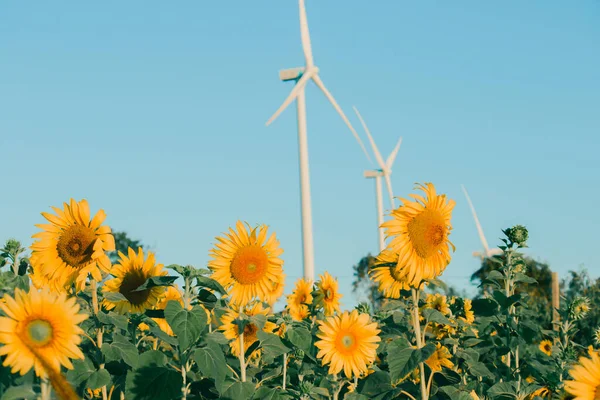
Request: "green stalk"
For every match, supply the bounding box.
[411,288,428,400]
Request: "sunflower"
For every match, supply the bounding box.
[381,183,455,287]
[264,273,286,307]
[369,249,411,299]
[426,343,454,372]
[539,340,553,356]
[316,272,342,316]
[286,278,313,321]
[528,387,551,399]
[565,350,600,399]
[315,310,381,379]
[0,288,87,378]
[462,299,475,324]
[219,302,277,362]
[424,293,451,316]
[102,247,167,314]
[30,199,115,292]
[208,221,284,306]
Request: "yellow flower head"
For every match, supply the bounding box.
[539,340,553,356]
[424,293,451,316]
[0,288,87,378]
[425,343,454,372]
[381,183,455,287]
[462,299,475,324]
[286,278,313,321]
[102,247,167,314]
[30,199,115,292]
[370,249,411,299]
[565,351,600,399]
[264,273,286,307]
[315,310,381,379]
[316,272,342,316]
[219,302,277,361]
[208,221,284,307]
[86,388,102,398]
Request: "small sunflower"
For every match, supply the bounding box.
[264,273,286,307]
[381,183,455,287]
[0,288,87,377]
[30,199,115,291]
[102,247,167,314]
[424,293,451,316]
[565,350,600,399]
[462,299,475,324]
[219,302,277,361]
[539,340,553,356]
[316,272,342,316]
[369,249,411,299]
[529,387,551,399]
[425,343,454,372]
[315,310,381,379]
[286,278,313,321]
[208,221,284,306]
[86,388,102,398]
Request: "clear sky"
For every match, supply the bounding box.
[1,1,598,308]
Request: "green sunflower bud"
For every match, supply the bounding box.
[570,296,591,321]
[355,302,371,315]
[506,225,528,246]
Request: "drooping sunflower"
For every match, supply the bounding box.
[286,278,313,321]
[316,272,342,316]
[565,350,600,399]
[102,247,167,314]
[30,199,115,292]
[381,183,455,287]
[0,288,87,377]
[539,340,553,356]
[424,293,451,316]
[264,273,286,307]
[425,342,454,372]
[315,310,381,379]
[369,249,411,299]
[219,301,277,362]
[209,221,284,306]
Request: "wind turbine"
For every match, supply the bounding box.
[461,185,502,260]
[265,0,371,282]
[353,107,402,252]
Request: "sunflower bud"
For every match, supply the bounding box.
[570,296,591,320]
[355,302,371,315]
[506,225,528,246]
[299,380,313,395]
[594,327,600,346]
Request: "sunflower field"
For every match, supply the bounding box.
[0,184,597,400]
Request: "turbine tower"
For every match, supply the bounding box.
[354,106,402,252]
[266,0,370,281]
[461,184,502,260]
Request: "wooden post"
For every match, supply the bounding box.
[552,272,560,331]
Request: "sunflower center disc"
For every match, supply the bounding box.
[244,323,258,337]
[326,289,333,300]
[56,224,96,268]
[341,334,354,349]
[230,245,269,285]
[119,269,151,305]
[407,209,447,258]
[27,320,53,346]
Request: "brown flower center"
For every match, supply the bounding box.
[407,209,447,258]
[230,245,269,285]
[25,319,53,347]
[325,288,333,300]
[56,224,97,268]
[119,269,151,305]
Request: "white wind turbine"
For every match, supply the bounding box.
[461,184,502,260]
[265,0,371,281]
[354,107,402,252]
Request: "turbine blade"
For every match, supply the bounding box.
[299,0,314,67]
[311,74,372,162]
[353,106,386,168]
[386,137,403,170]
[384,173,396,209]
[266,68,315,126]
[461,184,491,254]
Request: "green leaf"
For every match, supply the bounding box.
[286,326,312,353]
[132,276,177,292]
[86,369,111,390]
[138,350,167,368]
[111,333,139,368]
[388,341,436,384]
[357,371,392,396]
[195,276,226,295]
[67,358,95,386]
[467,361,495,379]
[487,382,518,399]
[514,273,537,284]
[197,289,218,308]
[433,369,461,386]
[344,394,369,400]
[253,386,292,400]
[103,292,129,303]
[206,331,229,345]
[2,385,36,400]
[438,386,475,400]
[194,342,229,393]
[256,331,291,363]
[148,324,179,346]
[165,301,207,350]
[422,308,455,326]
[471,298,498,316]
[248,314,266,330]
[97,311,129,331]
[129,367,183,400]
[221,381,255,400]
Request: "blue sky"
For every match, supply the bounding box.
[1,1,598,308]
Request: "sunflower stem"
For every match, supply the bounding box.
[91,279,108,400]
[40,379,51,400]
[239,332,247,382]
[181,362,187,400]
[411,288,428,400]
[282,353,287,390]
